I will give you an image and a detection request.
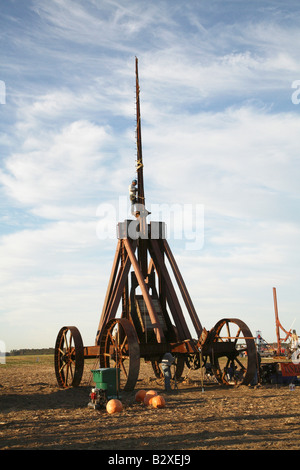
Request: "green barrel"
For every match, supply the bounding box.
[91,368,120,398]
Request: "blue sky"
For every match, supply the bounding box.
[1,0,300,351]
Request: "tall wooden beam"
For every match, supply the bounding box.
[150,239,192,341]
[163,239,203,337]
[124,238,165,343]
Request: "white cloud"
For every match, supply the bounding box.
[0,120,113,207]
[0,218,116,349]
[1,0,300,350]
[143,106,300,212]
[31,0,174,50]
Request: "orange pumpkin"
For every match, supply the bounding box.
[135,389,147,402]
[106,398,123,414]
[143,390,157,406]
[151,395,166,409]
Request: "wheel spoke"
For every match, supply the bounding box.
[120,335,128,352]
[234,356,246,370]
[226,321,230,341]
[120,359,128,377]
[233,327,242,346]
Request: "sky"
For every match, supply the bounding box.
[1,0,300,351]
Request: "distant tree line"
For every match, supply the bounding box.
[7,348,55,356]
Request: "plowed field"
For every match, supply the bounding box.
[1,355,300,450]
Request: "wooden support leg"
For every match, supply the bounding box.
[96,240,121,342]
[150,239,192,341]
[124,238,165,343]
[96,240,134,344]
[163,239,203,337]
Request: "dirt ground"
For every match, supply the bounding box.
[1,356,300,451]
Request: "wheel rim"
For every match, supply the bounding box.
[54,326,84,388]
[206,318,256,386]
[99,318,140,391]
